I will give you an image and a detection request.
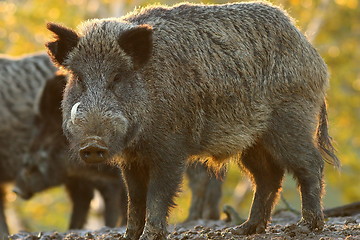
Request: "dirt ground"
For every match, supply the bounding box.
[10,211,360,240]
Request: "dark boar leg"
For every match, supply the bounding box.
[202,171,224,220]
[66,178,94,229]
[291,146,325,230]
[185,163,209,221]
[186,162,223,221]
[0,187,9,240]
[275,145,324,230]
[141,161,185,240]
[263,107,325,231]
[122,163,149,240]
[97,180,124,227]
[234,143,284,234]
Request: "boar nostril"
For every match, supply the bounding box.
[97,150,105,158]
[82,151,91,158]
[79,142,109,163]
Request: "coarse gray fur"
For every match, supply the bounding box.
[46,1,339,240]
[0,52,57,239]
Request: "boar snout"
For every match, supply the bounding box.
[79,137,109,163]
[13,186,33,200]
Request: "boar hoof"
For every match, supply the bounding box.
[124,227,145,240]
[139,231,167,240]
[297,216,324,232]
[228,220,266,235]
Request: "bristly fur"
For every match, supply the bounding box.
[0,53,56,181]
[0,52,57,238]
[47,1,339,239]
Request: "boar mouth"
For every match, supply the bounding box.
[79,136,110,164]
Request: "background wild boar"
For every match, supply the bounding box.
[0,53,56,239]
[13,74,128,228]
[46,2,339,240]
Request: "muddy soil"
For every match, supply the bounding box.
[10,211,360,240]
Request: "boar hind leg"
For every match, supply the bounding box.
[66,178,94,229]
[292,148,325,231]
[264,109,325,231]
[234,143,284,235]
[122,163,149,240]
[281,144,324,230]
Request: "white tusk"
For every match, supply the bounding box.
[71,102,81,125]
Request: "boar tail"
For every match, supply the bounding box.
[317,101,340,168]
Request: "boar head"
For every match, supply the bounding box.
[45,21,153,164]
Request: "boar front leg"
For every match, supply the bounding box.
[122,163,149,240]
[140,159,185,240]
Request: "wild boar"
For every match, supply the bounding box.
[0,53,56,239]
[46,2,339,240]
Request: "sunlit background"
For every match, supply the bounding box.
[0,0,359,234]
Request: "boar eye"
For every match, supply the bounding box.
[108,73,125,89]
[113,73,124,82]
[108,72,131,90]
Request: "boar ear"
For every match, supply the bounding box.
[39,74,66,119]
[45,23,79,66]
[118,24,153,69]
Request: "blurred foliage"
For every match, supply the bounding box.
[0,0,359,234]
